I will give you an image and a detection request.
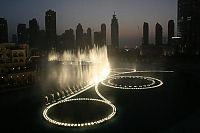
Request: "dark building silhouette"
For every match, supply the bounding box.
[155,23,163,45]
[111,13,119,48]
[178,0,200,54]
[45,9,56,50]
[58,29,75,50]
[168,20,175,45]
[65,29,75,50]
[17,24,28,44]
[38,30,47,50]
[29,18,39,48]
[143,22,149,45]
[12,34,17,44]
[101,23,106,45]
[87,28,92,48]
[94,31,102,47]
[0,18,8,43]
[83,33,88,47]
[76,23,83,48]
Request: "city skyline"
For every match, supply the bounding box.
[1,0,200,132]
[0,0,177,47]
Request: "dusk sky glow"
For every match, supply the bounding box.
[0,0,177,47]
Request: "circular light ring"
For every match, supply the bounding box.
[108,76,155,88]
[43,98,116,127]
[101,76,163,90]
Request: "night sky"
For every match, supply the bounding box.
[0,0,177,47]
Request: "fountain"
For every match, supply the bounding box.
[42,45,165,128]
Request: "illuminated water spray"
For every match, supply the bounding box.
[47,46,110,89]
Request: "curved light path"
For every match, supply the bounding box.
[43,68,168,128]
[101,76,163,90]
[43,98,116,127]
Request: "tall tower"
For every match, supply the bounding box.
[87,28,92,48]
[143,22,149,45]
[17,24,28,44]
[76,23,83,48]
[155,23,163,45]
[178,0,200,53]
[29,18,39,48]
[111,12,119,48]
[94,31,102,47]
[0,18,8,43]
[45,9,56,50]
[101,23,106,45]
[168,20,175,45]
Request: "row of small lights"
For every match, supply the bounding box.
[43,67,116,127]
[43,98,116,127]
[45,83,92,105]
[102,68,163,90]
[108,76,155,88]
[101,76,163,90]
[43,68,164,128]
[1,67,28,79]
[1,75,26,79]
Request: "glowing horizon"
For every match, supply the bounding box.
[0,0,177,47]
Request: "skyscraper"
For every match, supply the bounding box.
[17,24,28,44]
[61,29,75,50]
[29,18,39,48]
[101,24,106,45]
[155,23,163,45]
[168,20,175,45]
[178,0,200,53]
[76,23,83,48]
[83,33,88,47]
[143,22,149,45]
[0,18,8,43]
[45,9,56,50]
[87,28,92,48]
[12,34,17,44]
[111,13,119,48]
[94,31,102,47]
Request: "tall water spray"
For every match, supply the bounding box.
[47,46,110,90]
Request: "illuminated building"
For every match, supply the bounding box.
[0,43,36,88]
[178,0,200,54]
[111,13,119,48]
[45,9,56,50]
[143,22,149,45]
[0,18,8,43]
[0,43,29,64]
